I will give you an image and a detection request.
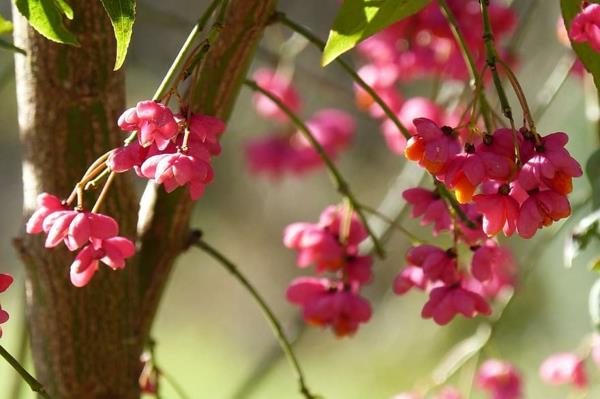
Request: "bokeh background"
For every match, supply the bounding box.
[1,0,600,398]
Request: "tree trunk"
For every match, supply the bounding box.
[13,0,277,398]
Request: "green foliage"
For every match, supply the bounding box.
[13,0,79,45]
[564,209,600,268]
[99,0,136,70]
[0,12,26,54]
[561,0,600,90]
[322,0,432,66]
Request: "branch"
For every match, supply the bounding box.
[0,344,52,399]
[193,236,319,399]
[274,13,411,139]
[274,13,476,229]
[243,79,386,258]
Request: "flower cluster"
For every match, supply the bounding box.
[284,206,372,337]
[396,183,518,324]
[476,359,523,399]
[570,3,600,54]
[26,193,135,287]
[0,273,13,338]
[109,100,225,200]
[405,119,581,239]
[26,101,226,287]
[353,0,516,154]
[246,68,355,178]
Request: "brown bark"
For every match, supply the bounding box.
[13,0,277,398]
[13,1,140,398]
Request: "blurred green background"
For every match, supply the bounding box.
[1,0,600,398]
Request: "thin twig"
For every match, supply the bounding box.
[275,12,475,228]
[0,344,53,399]
[243,79,386,258]
[438,0,493,133]
[193,238,320,399]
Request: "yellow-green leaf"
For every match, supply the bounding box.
[0,13,13,34]
[322,0,432,66]
[13,0,79,45]
[100,0,136,70]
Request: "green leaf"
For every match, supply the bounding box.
[54,0,74,20]
[13,0,79,45]
[0,37,26,54]
[0,13,13,34]
[587,148,600,210]
[590,278,600,330]
[99,0,136,70]
[322,0,432,66]
[561,0,600,90]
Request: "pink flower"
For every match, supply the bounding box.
[118,101,179,150]
[187,114,226,156]
[354,63,403,118]
[0,274,13,338]
[141,152,213,200]
[517,190,571,238]
[245,134,298,178]
[42,211,119,251]
[570,4,600,53]
[283,222,345,271]
[381,98,443,154]
[471,241,515,282]
[70,237,135,287]
[539,353,587,388]
[26,193,67,234]
[108,141,149,173]
[519,132,582,194]
[300,109,355,154]
[0,274,12,293]
[403,188,452,234]
[406,245,459,284]
[393,266,427,295]
[345,256,373,285]
[473,189,520,237]
[476,359,522,399]
[442,151,486,204]
[283,206,368,273]
[252,68,301,122]
[405,118,460,174]
[422,285,491,325]
[286,277,371,337]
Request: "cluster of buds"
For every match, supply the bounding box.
[0,274,13,337]
[353,0,515,153]
[284,206,372,337]
[26,193,135,287]
[109,100,225,200]
[570,2,600,54]
[245,68,355,178]
[405,119,582,238]
[26,100,226,287]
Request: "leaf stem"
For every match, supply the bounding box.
[0,344,53,399]
[193,238,319,399]
[244,79,386,258]
[359,203,425,244]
